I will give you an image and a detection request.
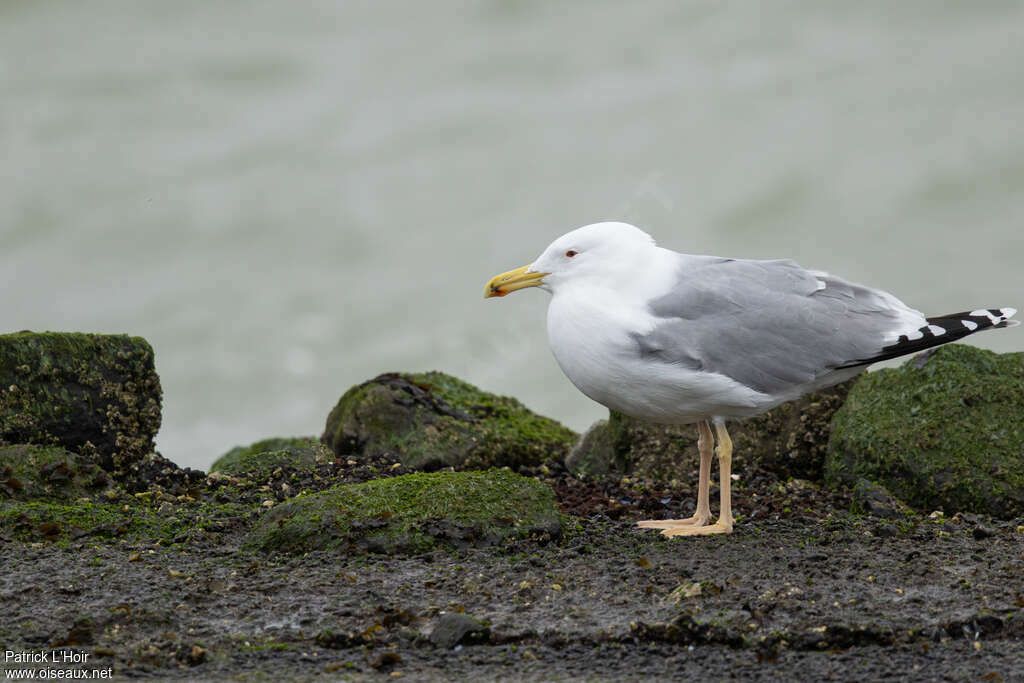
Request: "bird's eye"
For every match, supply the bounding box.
[565,250,578,258]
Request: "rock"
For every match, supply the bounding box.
[51,616,94,647]
[565,417,619,477]
[631,614,744,648]
[429,613,490,649]
[729,380,855,479]
[0,444,111,501]
[850,478,913,519]
[245,469,561,554]
[209,436,332,478]
[185,645,207,666]
[567,411,695,481]
[321,372,576,471]
[367,651,402,669]
[0,332,162,472]
[120,451,206,496]
[0,494,187,545]
[826,345,1024,519]
[566,380,854,481]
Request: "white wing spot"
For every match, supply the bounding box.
[971,309,999,321]
[905,329,924,341]
[962,319,978,331]
[926,325,945,336]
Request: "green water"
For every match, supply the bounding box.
[2,1,1022,469]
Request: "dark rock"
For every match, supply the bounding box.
[120,451,206,496]
[872,522,898,538]
[429,613,490,649]
[789,623,895,650]
[50,617,94,647]
[851,478,913,519]
[566,380,854,481]
[566,411,693,481]
[972,525,995,540]
[185,645,207,666]
[315,629,365,649]
[367,651,402,669]
[321,371,576,471]
[565,417,618,477]
[631,615,744,648]
[944,614,1003,639]
[0,332,161,472]
[1006,612,1024,638]
[730,380,855,480]
[826,345,1024,519]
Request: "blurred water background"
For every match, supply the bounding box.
[2,1,1022,470]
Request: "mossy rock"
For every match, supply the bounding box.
[0,444,111,501]
[567,381,854,482]
[826,345,1024,518]
[0,500,169,544]
[567,411,695,480]
[321,372,576,471]
[210,436,331,478]
[849,478,914,519]
[0,497,251,545]
[246,469,561,555]
[0,332,162,472]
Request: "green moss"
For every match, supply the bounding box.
[210,436,329,477]
[412,372,576,466]
[321,372,576,470]
[826,345,1024,518]
[246,469,562,554]
[0,496,255,545]
[0,444,110,501]
[0,500,180,543]
[0,332,162,471]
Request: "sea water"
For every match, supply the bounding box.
[2,1,1022,469]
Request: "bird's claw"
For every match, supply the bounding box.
[636,515,710,529]
[659,520,734,537]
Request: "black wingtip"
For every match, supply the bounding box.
[835,307,1018,369]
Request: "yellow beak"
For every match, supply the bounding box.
[484,265,548,298]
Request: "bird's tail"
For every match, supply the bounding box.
[837,307,1018,368]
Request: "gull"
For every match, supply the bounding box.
[484,222,1018,537]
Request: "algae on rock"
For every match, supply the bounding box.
[210,436,331,478]
[0,444,111,501]
[567,411,696,480]
[0,499,186,544]
[247,469,562,554]
[321,372,576,471]
[0,332,162,472]
[568,381,854,482]
[826,345,1024,519]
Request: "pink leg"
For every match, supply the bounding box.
[637,420,712,529]
[662,421,734,536]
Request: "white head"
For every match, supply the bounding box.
[484,222,657,298]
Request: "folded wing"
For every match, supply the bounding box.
[634,256,927,395]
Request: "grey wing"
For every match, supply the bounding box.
[636,256,923,394]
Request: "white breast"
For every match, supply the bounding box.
[544,271,770,424]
